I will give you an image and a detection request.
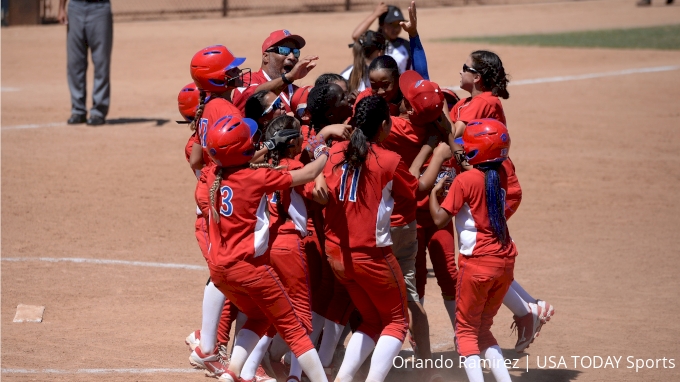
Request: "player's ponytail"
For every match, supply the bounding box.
[470,50,510,100]
[209,167,224,223]
[349,31,386,93]
[340,95,389,170]
[189,90,208,131]
[478,162,509,245]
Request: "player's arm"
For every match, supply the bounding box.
[351,2,388,41]
[57,0,67,24]
[312,174,329,205]
[255,56,319,96]
[189,143,204,173]
[429,176,453,228]
[290,156,328,187]
[418,143,451,192]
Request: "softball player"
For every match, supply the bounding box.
[430,119,515,382]
[450,50,554,352]
[323,95,412,382]
[196,114,330,382]
[352,2,411,73]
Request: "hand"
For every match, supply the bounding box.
[348,90,360,106]
[263,129,300,151]
[434,143,452,160]
[399,1,418,37]
[431,175,448,197]
[57,8,68,25]
[288,56,319,82]
[374,2,389,16]
[322,123,352,141]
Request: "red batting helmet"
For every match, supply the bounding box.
[462,119,510,165]
[206,115,259,167]
[177,82,200,122]
[190,45,246,93]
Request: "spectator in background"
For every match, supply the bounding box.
[352,2,411,74]
[341,30,386,93]
[58,0,113,126]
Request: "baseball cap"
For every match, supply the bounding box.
[291,86,312,117]
[262,29,306,53]
[399,70,445,124]
[379,5,405,25]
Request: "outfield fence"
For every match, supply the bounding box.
[38,0,583,22]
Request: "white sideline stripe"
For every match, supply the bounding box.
[2,368,203,374]
[2,257,207,271]
[3,65,678,131]
[1,87,20,92]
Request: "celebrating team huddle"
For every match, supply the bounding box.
[176,2,555,382]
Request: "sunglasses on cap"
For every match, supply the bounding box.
[262,95,284,116]
[266,46,301,58]
[463,63,479,74]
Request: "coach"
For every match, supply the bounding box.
[58,0,113,126]
[233,29,317,113]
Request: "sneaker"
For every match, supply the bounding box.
[240,365,277,382]
[218,343,230,359]
[636,0,651,5]
[510,302,543,353]
[67,114,86,124]
[536,300,555,324]
[86,115,106,126]
[217,369,240,382]
[189,346,229,377]
[185,330,200,351]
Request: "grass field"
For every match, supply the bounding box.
[441,24,680,50]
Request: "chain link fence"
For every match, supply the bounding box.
[40,0,577,22]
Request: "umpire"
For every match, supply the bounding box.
[58,0,113,126]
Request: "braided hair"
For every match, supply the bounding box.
[315,73,347,88]
[477,162,509,245]
[307,84,337,134]
[188,90,208,132]
[470,50,510,99]
[337,95,389,171]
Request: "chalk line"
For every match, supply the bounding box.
[1,257,207,271]
[2,368,203,374]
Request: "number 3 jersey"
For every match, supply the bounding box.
[322,141,417,249]
[195,165,293,267]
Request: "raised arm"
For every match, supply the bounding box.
[352,2,389,41]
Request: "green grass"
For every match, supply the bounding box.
[441,24,680,50]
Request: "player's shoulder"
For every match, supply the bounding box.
[280,157,304,171]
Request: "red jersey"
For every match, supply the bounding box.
[440,167,517,258]
[323,141,416,249]
[199,98,242,165]
[267,158,315,237]
[196,165,293,267]
[416,154,461,227]
[449,91,506,125]
[232,69,297,114]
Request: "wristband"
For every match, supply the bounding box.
[281,72,293,85]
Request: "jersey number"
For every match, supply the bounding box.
[199,118,209,148]
[339,164,360,202]
[220,186,234,217]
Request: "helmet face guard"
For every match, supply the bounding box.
[462,119,510,166]
[191,45,247,93]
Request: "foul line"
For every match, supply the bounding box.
[3,65,678,131]
[2,368,202,374]
[1,257,208,271]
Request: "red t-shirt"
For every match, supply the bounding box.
[232,69,297,114]
[196,165,293,267]
[323,141,416,249]
[449,91,506,125]
[267,158,315,237]
[440,167,517,258]
[198,98,242,166]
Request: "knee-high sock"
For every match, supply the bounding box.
[503,285,530,317]
[511,280,537,304]
[365,335,403,382]
[230,311,248,354]
[309,312,326,347]
[335,331,375,381]
[482,345,512,382]
[241,335,273,380]
[318,320,344,367]
[228,329,261,376]
[443,299,457,331]
[288,354,303,382]
[463,355,484,382]
[297,349,328,382]
[199,281,226,354]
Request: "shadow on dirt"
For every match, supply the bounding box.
[104,118,170,126]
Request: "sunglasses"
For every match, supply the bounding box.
[267,46,301,58]
[463,63,479,74]
[262,95,284,116]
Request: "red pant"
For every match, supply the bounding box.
[325,242,409,342]
[209,260,314,357]
[303,230,337,317]
[415,221,457,300]
[195,216,209,261]
[455,254,514,357]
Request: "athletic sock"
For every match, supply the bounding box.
[297,349,327,382]
[511,280,538,304]
[482,345,512,382]
[199,281,226,354]
[443,299,457,330]
[230,311,248,354]
[310,312,325,346]
[366,335,403,382]
[318,320,344,367]
[240,335,273,380]
[420,297,425,306]
[502,285,530,317]
[335,331,375,381]
[229,329,261,376]
[289,354,303,381]
[462,355,484,382]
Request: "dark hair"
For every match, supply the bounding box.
[349,30,386,93]
[244,90,270,121]
[339,95,389,170]
[307,83,337,133]
[470,50,510,99]
[264,115,299,220]
[477,162,509,245]
[315,73,347,88]
[368,55,402,104]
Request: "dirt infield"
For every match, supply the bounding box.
[2,0,680,381]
